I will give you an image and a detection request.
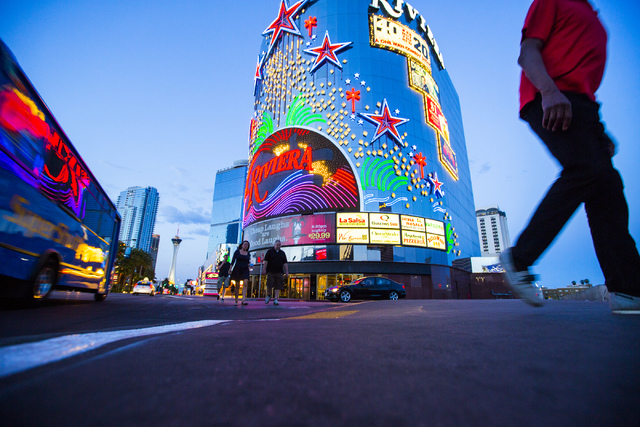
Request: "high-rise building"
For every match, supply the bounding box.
[476,205,510,256]
[240,0,480,300]
[116,186,159,253]
[206,160,248,260]
[150,234,160,272]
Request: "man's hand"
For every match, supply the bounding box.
[519,38,571,131]
[541,89,572,131]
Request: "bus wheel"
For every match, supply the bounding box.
[32,261,57,300]
[95,292,108,302]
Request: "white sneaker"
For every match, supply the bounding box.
[499,250,543,307]
[265,296,270,304]
[610,293,640,315]
[274,299,279,305]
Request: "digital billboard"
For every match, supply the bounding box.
[243,212,336,250]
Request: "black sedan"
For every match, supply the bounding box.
[324,277,406,302]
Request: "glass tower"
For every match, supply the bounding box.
[116,186,159,253]
[206,160,249,260]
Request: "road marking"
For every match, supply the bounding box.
[287,310,359,319]
[0,320,225,378]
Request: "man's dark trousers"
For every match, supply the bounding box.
[512,92,640,296]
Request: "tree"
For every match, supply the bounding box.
[113,244,155,292]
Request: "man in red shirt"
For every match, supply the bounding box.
[500,0,640,314]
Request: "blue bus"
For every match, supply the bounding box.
[0,39,121,302]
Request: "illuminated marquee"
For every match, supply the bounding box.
[369,213,399,229]
[337,228,369,244]
[408,58,438,100]
[336,212,446,251]
[370,228,401,245]
[243,127,360,227]
[337,212,368,228]
[368,0,445,69]
[369,15,431,73]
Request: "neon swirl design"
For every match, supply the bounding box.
[360,158,408,191]
[285,93,326,127]
[243,167,357,227]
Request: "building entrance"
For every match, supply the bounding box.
[287,275,310,300]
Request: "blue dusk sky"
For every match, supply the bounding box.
[1,0,638,288]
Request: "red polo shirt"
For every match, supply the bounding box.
[519,0,607,111]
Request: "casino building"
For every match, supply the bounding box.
[242,0,480,300]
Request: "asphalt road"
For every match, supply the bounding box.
[1,293,639,426]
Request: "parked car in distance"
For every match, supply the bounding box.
[325,277,406,302]
[132,281,155,296]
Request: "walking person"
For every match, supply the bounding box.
[230,241,251,306]
[501,0,640,314]
[262,240,289,306]
[216,257,231,301]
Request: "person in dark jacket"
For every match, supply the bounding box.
[216,257,231,301]
[230,240,251,306]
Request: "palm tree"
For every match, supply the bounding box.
[113,244,155,292]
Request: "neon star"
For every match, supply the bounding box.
[359,99,409,145]
[426,172,444,198]
[304,31,352,73]
[263,0,308,57]
[253,55,263,94]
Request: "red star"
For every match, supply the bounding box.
[359,99,409,145]
[253,55,263,94]
[263,0,307,57]
[304,31,352,73]
[432,174,443,194]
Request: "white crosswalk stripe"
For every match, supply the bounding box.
[0,320,226,378]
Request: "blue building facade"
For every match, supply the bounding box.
[243,0,479,299]
[206,160,249,260]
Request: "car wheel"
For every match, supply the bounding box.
[95,292,107,302]
[389,291,399,300]
[150,292,155,296]
[31,260,57,300]
[339,290,352,303]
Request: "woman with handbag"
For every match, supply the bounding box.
[229,240,251,306]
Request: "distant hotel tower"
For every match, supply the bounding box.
[476,205,510,256]
[116,186,159,253]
